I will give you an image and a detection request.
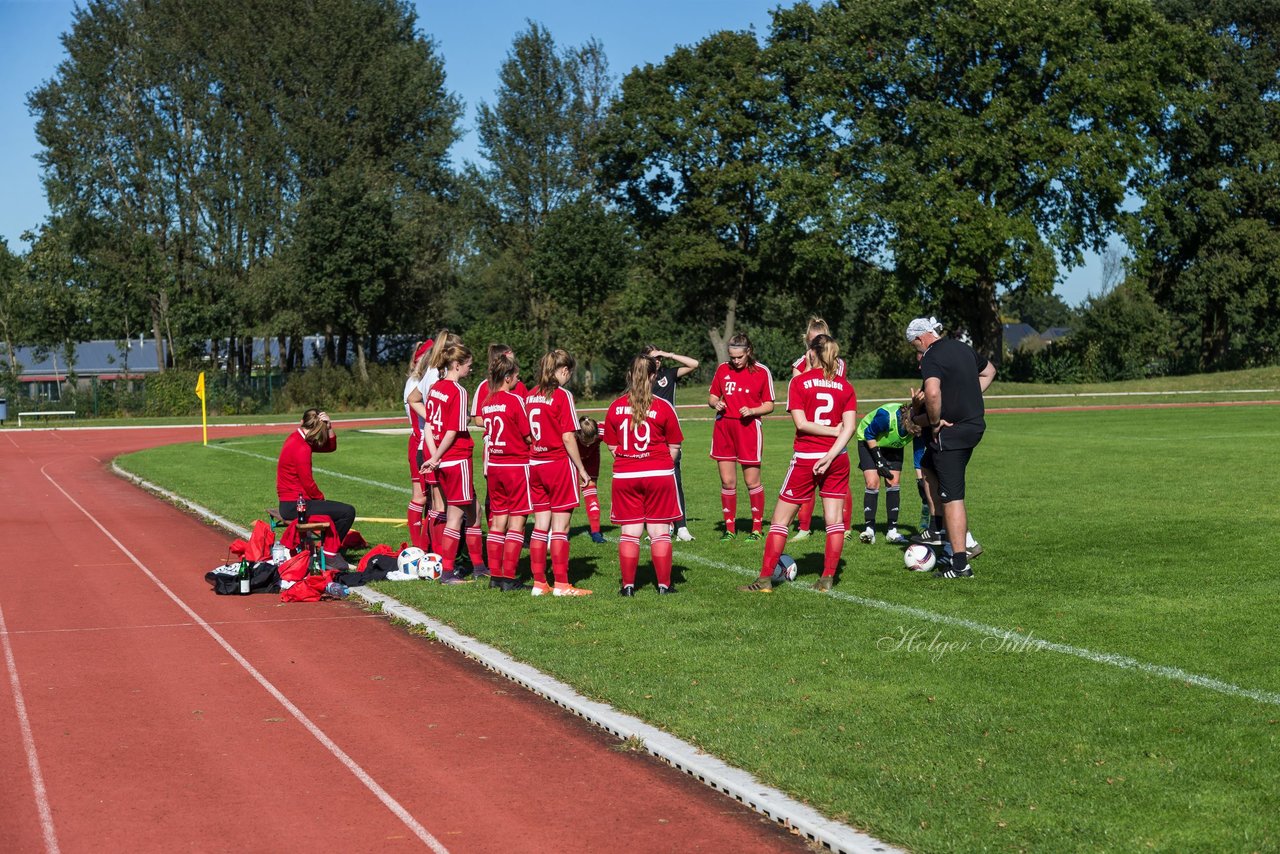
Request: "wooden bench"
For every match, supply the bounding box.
[17,410,76,427]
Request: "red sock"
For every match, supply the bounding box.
[502,531,524,579]
[824,525,845,577]
[429,511,446,553]
[651,534,672,588]
[721,488,737,533]
[749,486,765,533]
[486,533,504,577]
[550,532,570,585]
[407,502,425,550]
[760,525,788,578]
[440,526,462,571]
[843,490,853,529]
[584,487,601,534]
[530,529,549,585]
[797,496,814,532]
[466,525,486,569]
[619,535,640,587]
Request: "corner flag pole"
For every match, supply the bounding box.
[195,371,208,445]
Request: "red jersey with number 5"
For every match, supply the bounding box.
[603,396,684,474]
[709,362,775,419]
[786,368,857,454]
[426,378,474,462]
[524,386,578,462]
[482,389,531,464]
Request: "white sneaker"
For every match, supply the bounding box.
[675,527,695,542]
[858,527,876,544]
[885,528,908,544]
[790,529,812,541]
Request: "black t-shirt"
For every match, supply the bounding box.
[920,337,989,450]
[651,366,680,405]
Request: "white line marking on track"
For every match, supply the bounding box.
[40,464,450,853]
[679,551,1280,707]
[3,614,383,636]
[0,601,61,854]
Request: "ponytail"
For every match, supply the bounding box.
[427,330,462,371]
[489,352,519,389]
[533,349,575,397]
[300,408,330,447]
[803,316,830,344]
[627,355,658,427]
[439,342,472,373]
[808,334,840,380]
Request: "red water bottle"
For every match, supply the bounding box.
[296,493,307,522]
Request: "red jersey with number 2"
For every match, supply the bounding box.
[787,368,857,454]
[426,378,473,462]
[603,396,684,474]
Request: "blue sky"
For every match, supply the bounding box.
[0,0,1106,306]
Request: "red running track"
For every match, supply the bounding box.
[0,426,805,853]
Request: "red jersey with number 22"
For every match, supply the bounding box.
[787,368,857,454]
[482,389,531,464]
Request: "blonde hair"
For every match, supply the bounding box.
[808,334,840,380]
[804,316,830,344]
[300,408,330,446]
[489,352,519,389]
[427,331,462,371]
[533,349,575,397]
[627,355,658,427]
[408,342,429,382]
[438,342,472,373]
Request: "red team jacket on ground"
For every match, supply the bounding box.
[426,378,474,462]
[276,429,337,501]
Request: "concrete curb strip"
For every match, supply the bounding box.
[113,460,902,854]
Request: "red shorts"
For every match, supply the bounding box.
[487,463,533,516]
[710,416,764,466]
[610,470,682,524]
[407,434,420,481]
[435,459,475,506]
[529,458,580,513]
[777,452,850,504]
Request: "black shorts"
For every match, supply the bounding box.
[920,445,974,503]
[857,443,904,472]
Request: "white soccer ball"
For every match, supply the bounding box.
[904,544,937,572]
[397,547,426,577]
[771,553,798,583]
[419,552,444,580]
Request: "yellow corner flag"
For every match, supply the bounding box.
[195,371,208,445]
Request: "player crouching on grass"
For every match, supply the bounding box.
[575,417,607,543]
[855,401,922,545]
[740,335,858,593]
[604,355,685,596]
[480,353,535,591]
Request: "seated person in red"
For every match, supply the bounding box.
[276,408,356,569]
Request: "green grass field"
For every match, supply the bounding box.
[117,393,1280,852]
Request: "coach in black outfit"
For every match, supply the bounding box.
[905,318,996,578]
[642,344,700,540]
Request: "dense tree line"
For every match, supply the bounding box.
[3,0,1277,403]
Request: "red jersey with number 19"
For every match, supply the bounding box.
[787,368,857,454]
[482,389,531,464]
[426,378,473,462]
[524,386,578,462]
[603,396,684,474]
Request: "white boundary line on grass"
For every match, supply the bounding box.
[112,461,901,854]
[679,552,1280,708]
[207,444,412,494]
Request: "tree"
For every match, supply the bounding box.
[1133,0,1280,370]
[770,0,1189,360]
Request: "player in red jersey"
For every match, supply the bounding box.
[740,334,858,593]
[604,355,685,596]
[276,408,355,570]
[420,342,479,584]
[524,349,593,597]
[707,333,775,541]
[480,353,534,591]
[788,317,853,542]
[470,343,528,530]
[408,333,461,558]
[402,340,433,551]
[575,417,606,543]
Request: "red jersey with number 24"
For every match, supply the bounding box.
[787,368,857,454]
[426,378,474,462]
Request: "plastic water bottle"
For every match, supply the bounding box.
[238,558,251,595]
